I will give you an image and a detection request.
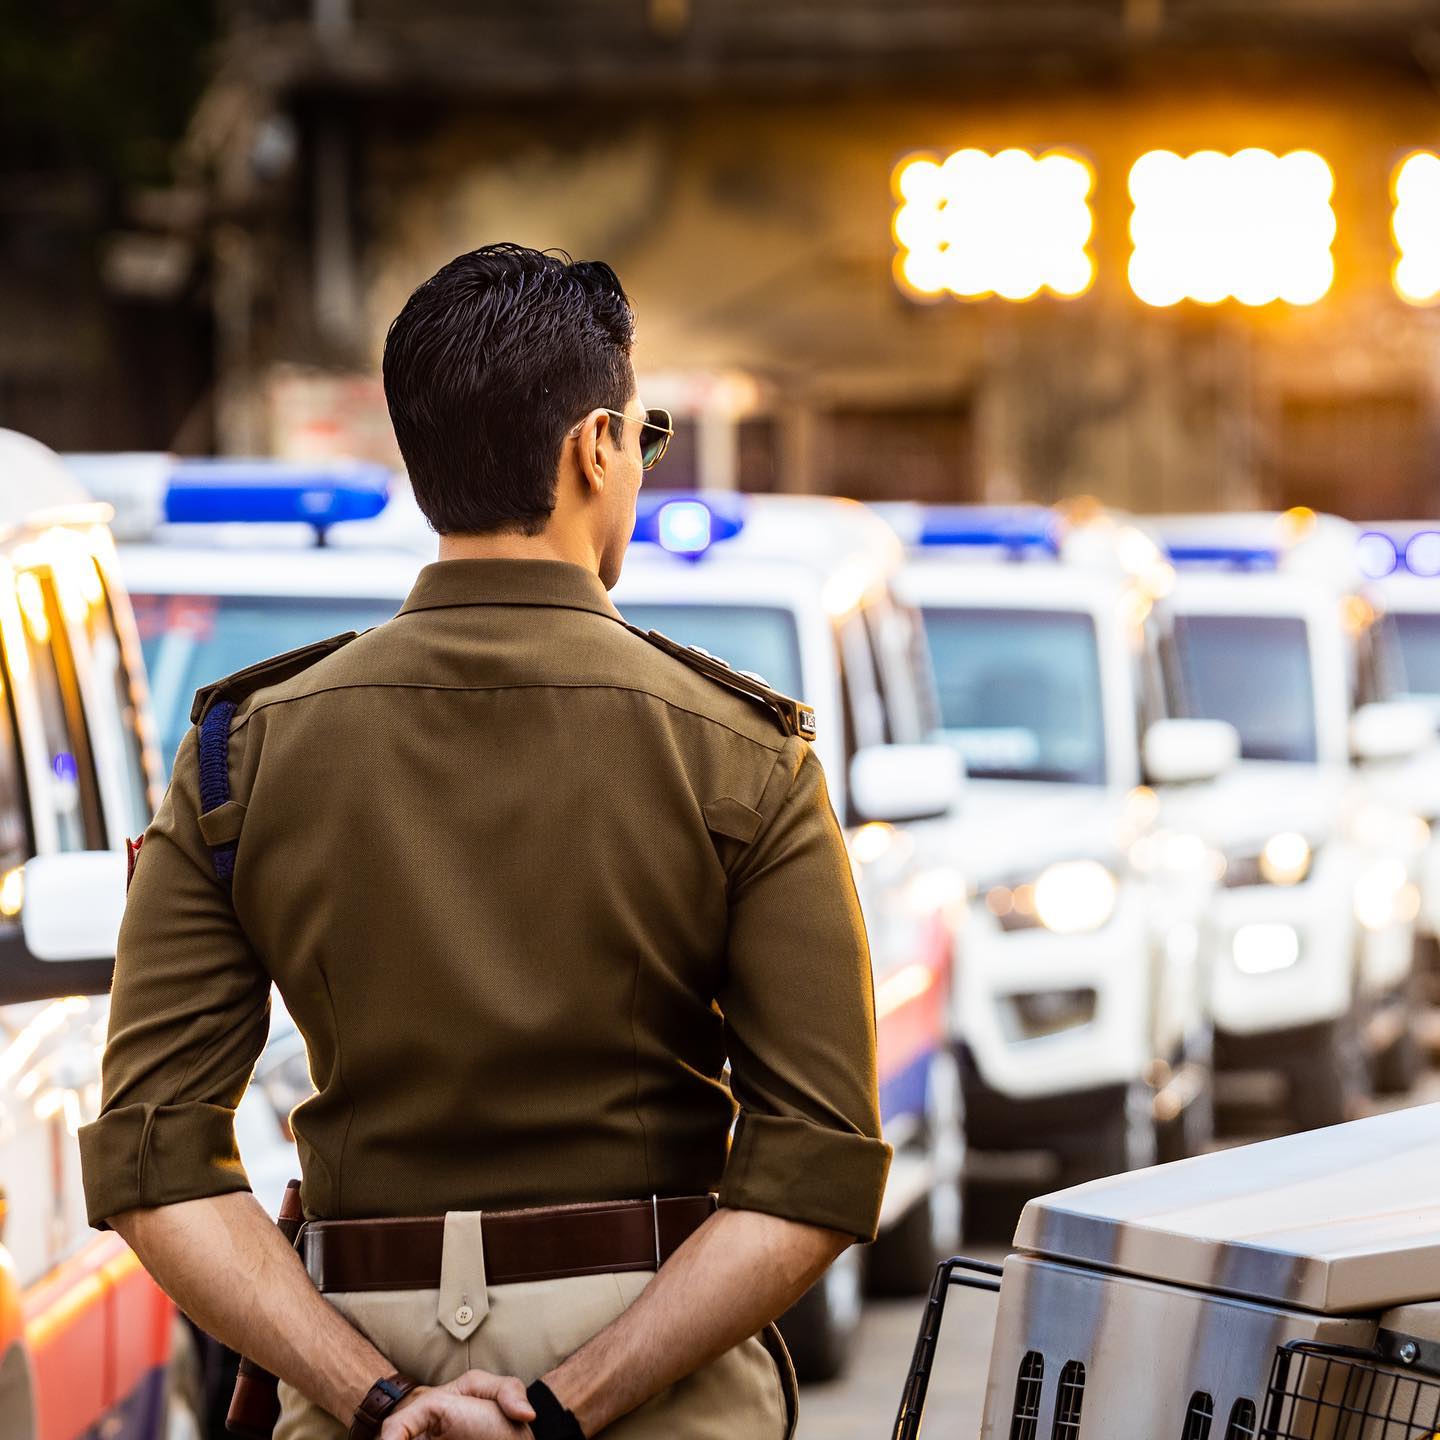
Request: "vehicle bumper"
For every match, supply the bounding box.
[1209,878,1355,1038]
[957,892,1153,1104]
[957,1045,1128,1155]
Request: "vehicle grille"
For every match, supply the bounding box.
[1183,1391,1215,1440]
[1010,1351,1044,1440]
[1051,1361,1085,1440]
[1221,854,1268,888]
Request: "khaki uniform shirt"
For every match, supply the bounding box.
[79,559,890,1240]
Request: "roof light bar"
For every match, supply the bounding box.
[165,460,392,528]
[1357,528,1440,579]
[633,494,745,560]
[915,505,1063,555]
[1164,543,1280,571]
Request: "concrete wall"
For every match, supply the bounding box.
[265,56,1440,513]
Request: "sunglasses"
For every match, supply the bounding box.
[571,407,674,471]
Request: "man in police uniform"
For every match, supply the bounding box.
[79,244,889,1440]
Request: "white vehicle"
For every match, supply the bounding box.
[0,431,207,1440]
[1357,522,1440,1017]
[1153,511,1431,1127]
[886,504,1227,1181]
[84,469,968,1384]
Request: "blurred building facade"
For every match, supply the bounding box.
[47,1,1440,513]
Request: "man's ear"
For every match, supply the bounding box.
[573,409,611,496]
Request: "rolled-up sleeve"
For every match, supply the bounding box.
[716,737,891,1240]
[79,727,270,1228]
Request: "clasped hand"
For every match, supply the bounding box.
[380,1370,538,1440]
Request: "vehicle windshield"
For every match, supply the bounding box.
[616,603,804,698]
[1170,612,1317,763]
[921,606,1107,784]
[132,593,398,771]
[1378,611,1440,698]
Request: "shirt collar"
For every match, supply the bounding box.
[398,559,623,621]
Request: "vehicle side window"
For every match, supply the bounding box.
[0,663,30,877]
[838,613,888,752]
[1350,612,1383,710]
[1139,611,1172,735]
[16,570,106,850]
[79,559,154,833]
[865,593,938,744]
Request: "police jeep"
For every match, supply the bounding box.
[1151,511,1432,1128]
[883,504,1229,1184]
[77,467,969,1385]
[0,431,208,1440]
[1355,523,1440,1015]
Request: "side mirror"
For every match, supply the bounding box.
[850,743,962,824]
[21,851,128,962]
[1143,719,1239,786]
[1351,701,1435,764]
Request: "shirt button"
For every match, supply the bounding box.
[455,1304,475,1326]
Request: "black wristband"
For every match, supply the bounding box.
[525,1379,586,1440]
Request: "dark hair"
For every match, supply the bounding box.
[383,243,635,535]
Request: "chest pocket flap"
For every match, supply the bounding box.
[703,796,764,844]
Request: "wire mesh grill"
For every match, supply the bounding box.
[1010,1351,1044,1440]
[1262,1343,1440,1439]
[1052,1361,1086,1440]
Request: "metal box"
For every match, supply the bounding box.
[969,1104,1440,1439]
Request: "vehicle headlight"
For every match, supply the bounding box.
[1354,858,1419,932]
[1259,831,1311,887]
[1033,860,1118,935]
[1233,922,1301,975]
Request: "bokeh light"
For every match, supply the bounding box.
[1128,149,1335,307]
[1392,151,1440,304]
[893,148,1095,303]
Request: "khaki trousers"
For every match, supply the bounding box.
[275,1269,797,1440]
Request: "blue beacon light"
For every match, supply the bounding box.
[1356,531,1402,580]
[164,460,392,535]
[633,495,745,560]
[1165,542,1280,571]
[915,506,1062,556]
[1406,531,1440,577]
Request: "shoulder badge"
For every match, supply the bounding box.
[624,624,818,741]
[189,631,359,725]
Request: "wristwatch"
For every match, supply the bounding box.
[349,1373,421,1440]
[525,1379,586,1440]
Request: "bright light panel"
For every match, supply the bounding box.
[1128,149,1335,307]
[893,148,1095,302]
[1393,151,1440,304]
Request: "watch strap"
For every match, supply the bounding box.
[348,1373,420,1440]
[525,1379,586,1440]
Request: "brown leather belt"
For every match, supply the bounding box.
[299,1195,716,1294]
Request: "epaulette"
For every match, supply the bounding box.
[624,623,818,741]
[189,631,360,725]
